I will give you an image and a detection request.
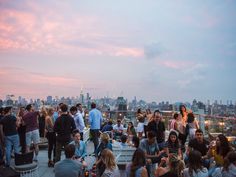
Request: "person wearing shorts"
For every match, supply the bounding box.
[23,104,40,161]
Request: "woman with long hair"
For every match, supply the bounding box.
[185,113,199,141]
[183,150,208,177]
[95,133,113,176]
[127,121,137,143]
[45,107,56,167]
[126,148,148,177]
[165,130,182,159]
[212,151,236,177]
[208,134,232,166]
[156,154,184,177]
[100,149,119,177]
[179,105,188,125]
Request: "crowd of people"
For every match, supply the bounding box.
[0,103,236,177]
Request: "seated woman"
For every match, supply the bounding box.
[127,121,137,143]
[95,132,112,158]
[126,148,148,177]
[212,151,236,177]
[99,149,119,177]
[164,130,182,159]
[95,133,112,176]
[207,134,232,167]
[183,150,208,177]
[156,154,184,177]
[69,129,87,167]
[207,134,233,176]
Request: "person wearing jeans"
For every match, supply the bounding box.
[89,102,103,153]
[0,106,20,166]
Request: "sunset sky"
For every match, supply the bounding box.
[0,0,236,103]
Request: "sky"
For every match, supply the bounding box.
[0,0,236,103]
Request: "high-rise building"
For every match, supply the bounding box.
[47,96,53,104]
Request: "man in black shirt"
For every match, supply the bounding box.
[54,104,76,162]
[0,106,20,167]
[186,129,210,167]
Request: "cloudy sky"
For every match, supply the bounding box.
[0,0,236,103]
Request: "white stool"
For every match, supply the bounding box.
[14,162,38,177]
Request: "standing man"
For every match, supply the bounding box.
[22,104,40,161]
[54,104,76,162]
[88,102,103,153]
[71,104,85,140]
[0,106,20,167]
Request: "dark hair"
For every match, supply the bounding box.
[187,113,195,123]
[188,150,204,176]
[128,121,134,128]
[4,106,12,114]
[65,144,75,158]
[173,113,179,120]
[0,107,3,114]
[137,108,142,114]
[91,102,96,109]
[120,135,127,143]
[76,103,82,107]
[130,148,146,177]
[179,104,186,117]
[70,106,77,113]
[26,104,32,111]
[60,104,68,112]
[147,131,156,139]
[223,151,236,171]
[168,131,179,147]
[216,134,231,158]
[132,136,140,148]
[195,129,203,134]
[72,129,80,137]
[154,109,161,114]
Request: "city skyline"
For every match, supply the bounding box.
[1,0,236,102]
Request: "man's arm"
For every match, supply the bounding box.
[78,114,85,130]
[71,118,76,132]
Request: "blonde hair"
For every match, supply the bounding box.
[101,149,116,170]
[47,107,54,116]
[100,133,110,143]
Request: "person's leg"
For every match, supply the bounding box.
[47,132,53,160]
[12,134,20,154]
[5,136,12,166]
[32,130,40,161]
[52,133,56,162]
[25,131,32,153]
[94,130,100,152]
[55,141,62,162]
[90,129,98,152]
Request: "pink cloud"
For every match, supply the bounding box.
[0,2,143,58]
[159,60,193,69]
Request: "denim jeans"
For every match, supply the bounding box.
[5,134,20,166]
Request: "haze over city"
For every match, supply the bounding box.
[0,0,236,102]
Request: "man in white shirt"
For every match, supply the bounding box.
[70,106,85,141]
[113,119,124,140]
